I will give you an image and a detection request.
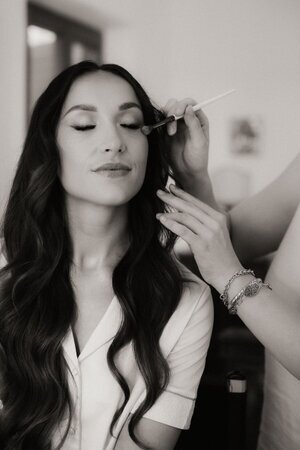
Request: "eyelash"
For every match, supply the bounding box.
[121,123,141,130]
[73,125,95,131]
[72,123,141,132]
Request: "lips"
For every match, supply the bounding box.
[92,163,131,172]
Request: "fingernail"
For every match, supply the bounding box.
[186,105,194,114]
[169,123,176,135]
[156,212,166,222]
[156,189,165,196]
[167,124,172,135]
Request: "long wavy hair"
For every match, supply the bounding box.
[0,61,183,449]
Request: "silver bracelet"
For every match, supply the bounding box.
[220,269,255,307]
[228,278,272,315]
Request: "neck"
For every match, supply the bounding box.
[66,197,129,273]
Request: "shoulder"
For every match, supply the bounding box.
[159,259,213,357]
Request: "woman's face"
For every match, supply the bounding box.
[56,71,148,207]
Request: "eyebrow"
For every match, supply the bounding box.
[119,102,142,111]
[63,102,142,117]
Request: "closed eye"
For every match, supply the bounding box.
[121,123,141,130]
[72,125,96,131]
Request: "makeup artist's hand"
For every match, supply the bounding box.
[156,184,243,292]
[162,98,220,210]
[162,98,209,180]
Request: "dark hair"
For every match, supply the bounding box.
[0,61,183,449]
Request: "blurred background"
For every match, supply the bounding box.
[0,0,300,449]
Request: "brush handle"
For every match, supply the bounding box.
[141,89,236,135]
[173,89,236,120]
[145,114,176,133]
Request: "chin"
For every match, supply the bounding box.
[66,179,144,207]
[91,187,141,207]
[99,179,143,203]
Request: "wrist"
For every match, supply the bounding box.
[212,264,246,294]
[176,171,221,211]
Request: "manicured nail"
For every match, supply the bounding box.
[169,122,176,135]
[156,213,166,222]
[186,105,194,114]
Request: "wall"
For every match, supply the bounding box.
[100,0,300,197]
[0,0,27,219]
[1,0,299,215]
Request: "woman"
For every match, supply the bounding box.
[0,62,213,450]
[156,98,300,449]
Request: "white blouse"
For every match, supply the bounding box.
[0,246,213,450]
[51,269,213,450]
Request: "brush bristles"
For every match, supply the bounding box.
[141,125,153,136]
[141,115,176,136]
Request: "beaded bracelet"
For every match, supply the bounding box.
[220,269,255,307]
[228,278,272,315]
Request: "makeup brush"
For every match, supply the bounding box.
[141,89,236,136]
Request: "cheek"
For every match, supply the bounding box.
[133,143,148,183]
[134,138,149,169]
[57,140,83,191]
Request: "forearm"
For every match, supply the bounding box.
[157,179,300,378]
[220,273,300,379]
[219,204,300,378]
[229,152,300,262]
[229,193,293,263]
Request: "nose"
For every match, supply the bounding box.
[99,123,126,154]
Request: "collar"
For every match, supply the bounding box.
[62,295,122,367]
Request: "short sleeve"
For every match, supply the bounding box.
[141,282,213,429]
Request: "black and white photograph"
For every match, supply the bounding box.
[0,1,300,449]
